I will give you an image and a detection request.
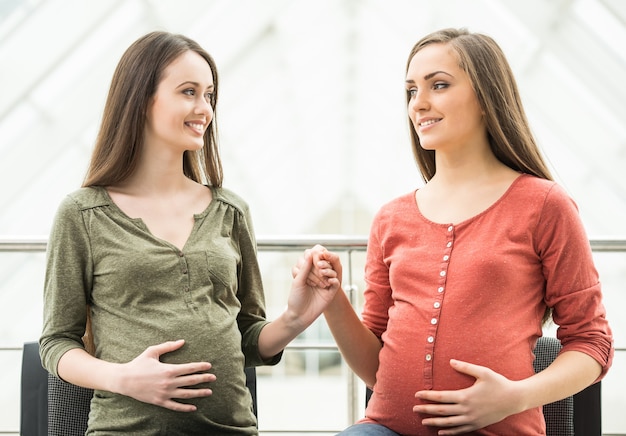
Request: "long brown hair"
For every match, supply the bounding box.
[80,32,223,353]
[406,28,553,183]
[82,31,223,188]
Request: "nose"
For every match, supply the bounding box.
[196,96,214,118]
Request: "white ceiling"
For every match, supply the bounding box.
[0,0,625,236]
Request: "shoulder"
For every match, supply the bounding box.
[211,187,258,240]
[63,186,110,211]
[513,174,556,193]
[49,187,110,238]
[54,187,109,218]
[506,176,584,239]
[375,191,417,220]
[211,187,250,216]
[512,175,577,211]
[368,191,418,238]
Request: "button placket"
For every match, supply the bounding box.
[423,224,454,389]
[178,252,193,305]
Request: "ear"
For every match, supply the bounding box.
[145,96,156,121]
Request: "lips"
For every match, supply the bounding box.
[185,122,205,134]
[419,118,441,127]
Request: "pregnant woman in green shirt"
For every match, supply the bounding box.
[39,31,339,435]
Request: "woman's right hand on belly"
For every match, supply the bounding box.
[113,339,215,412]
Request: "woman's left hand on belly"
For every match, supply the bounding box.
[412,359,523,435]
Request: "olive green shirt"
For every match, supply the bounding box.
[40,186,280,435]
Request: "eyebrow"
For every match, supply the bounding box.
[177,81,214,90]
[405,70,453,84]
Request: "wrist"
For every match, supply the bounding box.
[278,308,306,334]
[106,362,126,395]
[511,378,534,414]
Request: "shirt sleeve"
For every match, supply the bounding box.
[536,184,613,379]
[39,194,93,377]
[234,202,282,367]
[361,206,394,340]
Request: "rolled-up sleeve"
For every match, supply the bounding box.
[537,184,613,379]
[40,195,93,377]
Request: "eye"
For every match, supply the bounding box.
[183,88,196,96]
[204,91,213,102]
[407,88,417,98]
[433,82,449,90]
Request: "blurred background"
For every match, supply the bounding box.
[0,0,624,434]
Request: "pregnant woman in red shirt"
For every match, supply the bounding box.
[305,27,613,435]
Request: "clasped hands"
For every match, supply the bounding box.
[286,244,343,327]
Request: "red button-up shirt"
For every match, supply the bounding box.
[361,174,613,435]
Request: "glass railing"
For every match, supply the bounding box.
[1,236,624,435]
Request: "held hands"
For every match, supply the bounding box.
[258,245,343,359]
[413,359,523,435]
[287,244,342,329]
[114,339,215,412]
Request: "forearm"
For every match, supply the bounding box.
[57,348,122,393]
[257,311,304,360]
[517,350,602,411]
[324,289,381,387]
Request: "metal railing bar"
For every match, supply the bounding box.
[0,236,47,252]
[279,342,340,350]
[2,236,625,252]
[590,238,626,251]
[0,235,370,252]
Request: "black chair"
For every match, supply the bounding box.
[47,373,93,436]
[533,336,602,436]
[20,341,258,436]
[20,342,48,435]
[364,336,602,436]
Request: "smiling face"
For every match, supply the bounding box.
[144,50,215,154]
[405,43,487,154]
